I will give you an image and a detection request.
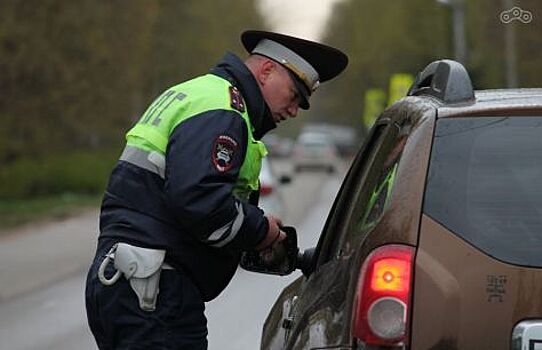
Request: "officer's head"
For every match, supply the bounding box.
[242,30,348,124]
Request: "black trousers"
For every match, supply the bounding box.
[85,241,208,350]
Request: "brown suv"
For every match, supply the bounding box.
[242,59,542,349]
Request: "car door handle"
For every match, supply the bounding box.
[282,295,298,329]
[282,316,294,330]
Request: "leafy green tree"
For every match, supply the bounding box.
[0,0,266,198]
[141,0,265,105]
[314,0,542,136]
[311,0,450,135]
[0,0,266,164]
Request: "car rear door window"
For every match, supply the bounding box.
[323,122,409,260]
[424,116,542,267]
[315,123,389,264]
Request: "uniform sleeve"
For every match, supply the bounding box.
[164,109,268,251]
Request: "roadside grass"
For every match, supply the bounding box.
[0,150,118,200]
[0,149,118,231]
[0,193,102,231]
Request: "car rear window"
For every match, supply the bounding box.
[424,116,542,267]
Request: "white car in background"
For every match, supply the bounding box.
[293,132,339,173]
[258,157,290,218]
[262,134,294,158]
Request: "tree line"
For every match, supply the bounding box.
[0,0,265,163]
[312,0,542,135]
[2,0,541,199]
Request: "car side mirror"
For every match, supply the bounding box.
[240,226,315,277]
[296,247,316,277]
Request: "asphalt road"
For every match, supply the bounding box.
[0,158,349,350]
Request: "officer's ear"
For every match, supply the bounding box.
[258,59,276,86]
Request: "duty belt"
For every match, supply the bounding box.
[120,145,166,179]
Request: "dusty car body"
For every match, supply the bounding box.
[248,60,542,349]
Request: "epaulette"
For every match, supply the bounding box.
[229,86,245,113]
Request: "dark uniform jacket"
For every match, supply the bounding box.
[99,52,276,301]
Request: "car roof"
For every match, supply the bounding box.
[298,132,333,142]
[406,60,542,119]
[437,88,542,118]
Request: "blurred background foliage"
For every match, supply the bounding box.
[311,0,542,132]
[0,0,265,201]
[0,0,541,202]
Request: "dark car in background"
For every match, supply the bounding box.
[245,60,542,349]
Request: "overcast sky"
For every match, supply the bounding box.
[258,0,346,41]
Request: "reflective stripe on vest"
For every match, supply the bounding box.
[120,145,166,179]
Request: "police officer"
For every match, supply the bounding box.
[85,30,348,349]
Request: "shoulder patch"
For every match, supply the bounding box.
[212,135,239,172]
[229,86,245,113]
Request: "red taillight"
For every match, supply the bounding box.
[371,258,411,293]
[260,184,273,196]
[352,245,415,347]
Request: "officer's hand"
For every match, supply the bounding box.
[260,238,288,266]
[256,215,286,251]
